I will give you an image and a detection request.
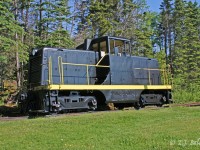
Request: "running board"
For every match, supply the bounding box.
[33,84,172,91]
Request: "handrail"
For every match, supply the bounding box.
[52,56,172,86]
[57,56,110,85]
[134,68,172,85]
[96,54,108,66]
[48,56,53,84]
[61,62,109,68]
[58,56,64,84]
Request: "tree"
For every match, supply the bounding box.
[69,0,90,45]
[159,0,173,65]
[172,0,186,85]
[31,0,74,48]
[172,0,200,88]
[184,1,200,86]
[87,0,118,37]
[0,0,28,87]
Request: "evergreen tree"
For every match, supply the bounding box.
[70,0,90,45]
[173,0,187,86]
[87,0,154,57]
[0,0,28,84]
[173,0,200,87]
[184,1,200,86]
[159,0,173,65]
[87,0,118,37]
[133,11,154,58]
[32,0,74,48]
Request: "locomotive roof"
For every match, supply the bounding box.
[76,36,130,50]
[91,36,130,42]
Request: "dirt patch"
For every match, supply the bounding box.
[0,116,28,121]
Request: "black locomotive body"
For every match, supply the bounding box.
[24,36,172,113]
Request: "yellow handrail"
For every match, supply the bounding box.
[86,65,89,85]
[48,56,53,84]
[148,69,151,85]
[57,56,110,85]
[58,56,64,84]
[96,54,108,66]
[134,68,172,85]
[53,56,172,86]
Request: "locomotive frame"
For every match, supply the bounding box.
[22,36,172,113]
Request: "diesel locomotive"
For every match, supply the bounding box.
[20,36,172,113]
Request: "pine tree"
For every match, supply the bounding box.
[173,0,200,88]
[87,0,117,37]
[184,2,200,86]
[69,0,90,45]
[0,0,28,84]
[173,0,187,86]
[133,11,154,58]
[159,0,173,65]
[32,0,74,48]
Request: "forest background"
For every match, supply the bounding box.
[0,0,200,103]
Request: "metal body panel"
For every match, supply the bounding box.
[29,48,98,87]
[100,90,142,103]
[109,55,160,85]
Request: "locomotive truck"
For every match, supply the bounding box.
[20,36,172,113]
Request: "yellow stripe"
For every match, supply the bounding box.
[33,84,172,91]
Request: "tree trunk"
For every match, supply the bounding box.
[39,0,43,37]
[14,0,21,88]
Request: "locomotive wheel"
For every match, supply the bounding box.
[139,97,145,108]
[156,96,165,107]
[133,102,140,110]
[87,98,97,110]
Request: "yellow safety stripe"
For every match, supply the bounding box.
[33,84,172,91]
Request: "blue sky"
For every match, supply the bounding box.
[146,0,200,12]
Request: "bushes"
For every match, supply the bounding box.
[173,83,200,103]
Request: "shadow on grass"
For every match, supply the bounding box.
[0,105,22,117]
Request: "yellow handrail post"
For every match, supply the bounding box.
[148,69,151,85]
[58,56,64,84]
[86,65,89,85]
[48,57,50,84]
[48,56,52,84]
[96,54,107,66]
[61,59,64,84]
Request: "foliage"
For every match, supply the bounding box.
[87,0,117,37]
[34,29,74,48]
[0,107,200,149]
[0,1,28,82]
[173,84,200,103]
[30,0,74,48]
[172,0,200,88]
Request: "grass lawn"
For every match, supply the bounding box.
[0,106,200,150]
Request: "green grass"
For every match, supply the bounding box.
[0,107,200,150]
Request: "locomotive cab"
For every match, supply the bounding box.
[79,36,132,85]
[78,36,132,58]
